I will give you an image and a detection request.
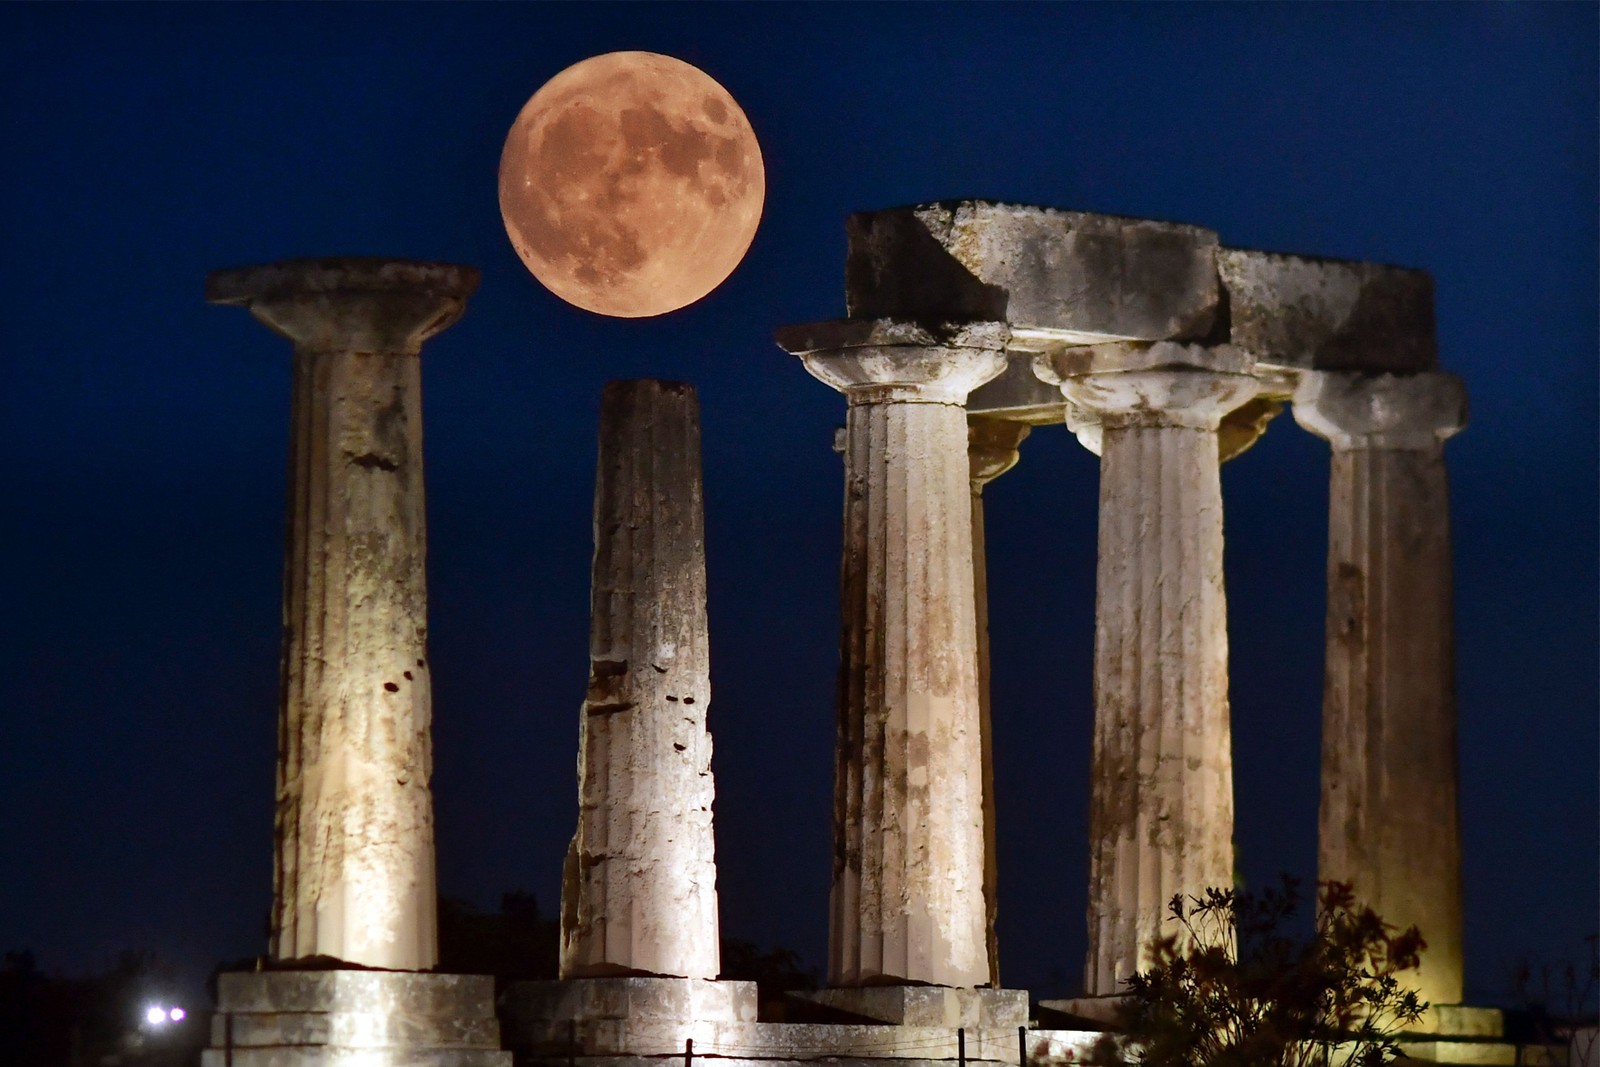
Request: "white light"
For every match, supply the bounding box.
[146,1006,168,1025]
[169,1007,186,1022]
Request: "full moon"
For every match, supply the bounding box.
[498,51,765,318]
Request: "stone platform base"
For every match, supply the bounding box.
[787,987,1029,1027]
[508,1024,1102,1066]
[500,977,1099,1065]
[202,969,509,1066]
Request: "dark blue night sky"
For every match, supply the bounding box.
[2,3,1594,1007]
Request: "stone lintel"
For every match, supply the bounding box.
[844,201,1220,343]
[1036,340,1252,384]
[777,319,1009,405]
[1293,371,1467,450]
[1218,247,1437,374]
[207,257,481,353]
[787,987,1028,1028]
[503,977,758,1025]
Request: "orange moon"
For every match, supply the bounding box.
[498,51,765,318]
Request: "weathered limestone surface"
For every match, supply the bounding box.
[966,417,1030,988]
[1293,370,1468,1008]
[202,971,508,1066]
[207,258,478,971]
[506,1021,1098,1065]
[1036,342,1258,996]
[1218,248,1437,374]
[562,380,721,981]
[775,318,1007,988]
[845,202,1220,346]
[789,985,1028,1028]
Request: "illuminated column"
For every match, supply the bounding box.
[777,319,1008,988]
[1036,342,1259,996]
[967,416,1031,987]
[561,380,720,980]
[1293,370,1468,1007]
[207,258,478,970]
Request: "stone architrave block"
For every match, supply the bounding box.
[846,201,1221,345]
[1217,247,1437,374]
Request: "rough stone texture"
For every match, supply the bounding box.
[778,321,1008,988]
[966,417,1031,987]
[1036,343,1258,996]
[1293,371,1468,1008]
[503,977,758,1026]
[504,1020,1093,1064]
[1217,248,1437,373]
[207,258,479,971]
[1403,1006,1505,1039]
[845,202,1220,345]
[562,380,721,981]
[788,986,1028,1028]
[203,970,507,1066]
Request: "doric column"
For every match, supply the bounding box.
[206,258,479,970]
[560,380,720,980]
[776,319,1008,988]
[1293,370,1468,1007]
[967,416,1031,988]
[1036,341,1259,996]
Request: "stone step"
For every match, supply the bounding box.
[215,970,498,1019]
[210,1009,501,1048]
[200,1049,509,1067]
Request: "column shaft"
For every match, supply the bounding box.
[276,345,437,969]
[562,380,720,980]
[1084,421,1236,994]
[832,396,988,986]
[1297,371,1467,1006]
[967,418,1030,988]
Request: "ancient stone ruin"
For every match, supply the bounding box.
[202,203,1522,1065]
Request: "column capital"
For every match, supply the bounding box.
[776,318,1009,404]
[1035,342,1260,433]
[1292,371,1467,450]
[207,257,480,354]
[968,417,1031,491]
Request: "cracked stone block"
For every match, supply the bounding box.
[845,201,1220,344]
[1218,247,1437,373]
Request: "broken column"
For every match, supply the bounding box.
[1037,342,1259,997]
[967,416,1031,987]
[205,257,507,1066]
[775,318,1007,995]
[1293,370,1468,1009]
[561,379,722,981]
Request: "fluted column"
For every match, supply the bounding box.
[561,380,721,980]
[967,416,1031,988]
[1293,371,1467,1007]
[777,320,1008,988]
[207,258,479,970]
[1036,342,1259,996]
